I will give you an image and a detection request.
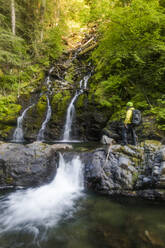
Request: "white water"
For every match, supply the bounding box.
[0,154,84,235]
[37,67,54,141]
[37,95,52,141]
[62,91,82,141]
[80,74,91,90]
[62,74,91,141]
[49,67,54,74]
[45,67,54,94]
[45,75,52,95]
[13,104,34,142]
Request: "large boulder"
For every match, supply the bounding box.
[82,145,141,194]
[0,142,72,188]
[82,140,165,200]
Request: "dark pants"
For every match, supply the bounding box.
[122,124,137,146]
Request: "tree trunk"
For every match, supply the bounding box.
[55,0,60,25]
[11,0,16,35]
[40,0,46,41]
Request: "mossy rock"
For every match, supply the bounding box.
[36,95,47,117]
[6,177,14,184]
[0,96,21,125]
[51,90,71,122]
[64,65,75,84]
[132,171,139,184]
[76,95,85,108]
[140,140,162,150]
[0,124,14,139]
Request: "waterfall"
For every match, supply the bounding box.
[62,91,82,141]
[13,104,34,142]
[37,67,54,141]
[37,95,52,141]
[0,154,84,235]
[62,74,91,141]
[45,69,53,94]
[49,66,54,74]
[83,74,90,89]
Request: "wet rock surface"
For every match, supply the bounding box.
[0,139,165,201]
[0,142,72,188]
[82,139,165,201]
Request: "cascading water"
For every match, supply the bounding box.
[62,91,81,141]
[0,154,84,242]
[37,95,52,141]
[45,68,54,94]
[37,67,54,141]
[13,104,34,142]
[62,74,91,142]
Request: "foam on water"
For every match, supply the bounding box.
[0,154,84,235]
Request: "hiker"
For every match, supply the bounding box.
[122,102,137,146]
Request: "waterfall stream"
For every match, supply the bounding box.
[12,104,34,142]
[37,95,52,141]
[37,67,54,141]
[62,74,91,142]
[0,154,84,237]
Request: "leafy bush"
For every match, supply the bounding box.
[90,0,165,130]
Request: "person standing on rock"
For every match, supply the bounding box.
[122,102,137,146]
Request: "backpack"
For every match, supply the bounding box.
[132,109,141,126]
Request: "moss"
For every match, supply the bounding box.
[76,95,84,108]
[0,105,21,122]
[105,171,111,177]
[141,140,162,147]
[52,92,63,105]
[64,65,75,84]
[0,69,4,77]
[0,95,22,138]
[6,177,14,184]
[110,109,125,122]
[132,157,141,167]
[36,95,47,117]
[0,124,13,138]
[140,140,162,151]
[51,90,71,122]
[132,171,139,185]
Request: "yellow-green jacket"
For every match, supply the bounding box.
[124,107,134,125]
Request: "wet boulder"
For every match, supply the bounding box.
[0,142,72,188]
[83,145,141,194]
[83,141,165,200]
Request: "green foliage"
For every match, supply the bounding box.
[37,95,47,117]
[150,96,165,130]
[0,95,21,122]
[41,26,63,61]
[51,91,71,122]
[84,0,113,23]
[52,92,63,104]
[0,28,28,68]
[65,0,90,25]
[90,0,165,130]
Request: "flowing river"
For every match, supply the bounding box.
[0,153,165,248]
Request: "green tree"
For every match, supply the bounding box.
[91,0,165,128]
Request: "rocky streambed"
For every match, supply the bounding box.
[0,139,165,201]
